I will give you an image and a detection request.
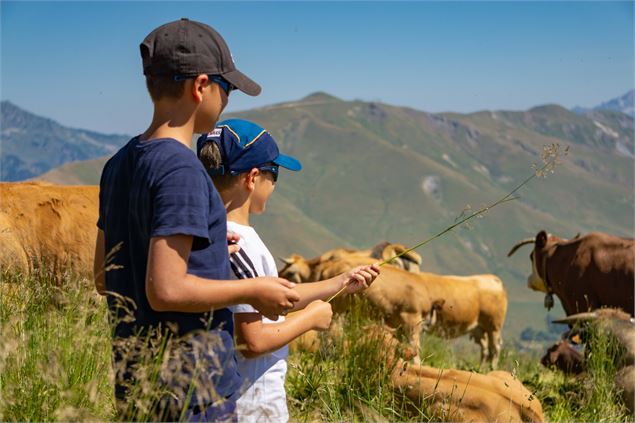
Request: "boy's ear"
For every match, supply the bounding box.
[243,169,260,192]
[192,74,211,103]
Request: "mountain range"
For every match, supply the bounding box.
[0,101,129,181]
[1,93,633,340]
[572,89,635,117]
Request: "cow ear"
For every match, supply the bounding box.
[536,230,548,249]
[549,350,559,364]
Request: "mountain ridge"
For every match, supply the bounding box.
[572,89,635,117]
[0,100,129,181]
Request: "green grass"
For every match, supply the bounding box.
[1,270,632,422]
[287,296,633,422]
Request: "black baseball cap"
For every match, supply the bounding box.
[140,18,261,96]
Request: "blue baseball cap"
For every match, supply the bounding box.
[196,119,302,175]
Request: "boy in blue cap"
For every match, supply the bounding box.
[196,119,380,422]
[94,19,300,421]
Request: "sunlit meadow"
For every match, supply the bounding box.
[1,268,631,422]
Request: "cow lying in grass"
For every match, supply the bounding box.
[367,325,544,423]
[554,308,635,413]
[280,246,508,368]
[290,323,543,422]
[392,362,544,422]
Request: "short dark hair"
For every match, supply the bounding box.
[145,76,186,102]
[198,141,239,190]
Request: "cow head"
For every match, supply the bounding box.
[278,249,377,283]
[540,340,584,375]
[278,254,312,283]
[317,248,359,262]
[370,242,422,273]
[508,230,554,293]
[528,231,550,292]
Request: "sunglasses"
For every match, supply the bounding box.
[173,74,235,96]
[257,164,279,183]
[208,75,234,96]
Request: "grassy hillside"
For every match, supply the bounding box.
[36,156,109,185]
[36,93,634,340]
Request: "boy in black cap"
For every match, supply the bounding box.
[94,19,300,421]
[197,119,380,422]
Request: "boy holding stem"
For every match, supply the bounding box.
[197,119,380,422]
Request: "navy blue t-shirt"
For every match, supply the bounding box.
[98,136,241,405]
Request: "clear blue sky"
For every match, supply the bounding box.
[1,1,633,135]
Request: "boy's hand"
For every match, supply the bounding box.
[249,277,300,321]
[227,231,241,255]
[341,263,380,294]
[304,300,333,331]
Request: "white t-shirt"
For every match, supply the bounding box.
[227,221,289,423]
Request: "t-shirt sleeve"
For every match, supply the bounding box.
[230,303,258,314]
[151,165,211,247]
[97,195,105,230]
[96,160,109,230]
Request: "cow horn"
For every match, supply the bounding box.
[384,245,422,266]
[277,256,295,265]
[552,312,598,324]
[507,238,535,257]
[402,250,422,266]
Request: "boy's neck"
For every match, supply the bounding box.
[224,195,251,227]
[142,100,197,148]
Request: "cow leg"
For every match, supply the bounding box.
[487,331,502,369]
[400,312,422,364]
[411,328,422,365]
[472,327,490,368]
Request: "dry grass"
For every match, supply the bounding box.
[0,268,114,421]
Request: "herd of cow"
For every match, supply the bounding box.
[1,182,634,422]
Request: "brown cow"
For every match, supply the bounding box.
[392,364,544,422]
[370,325,544,423]
[279,242,422,282]
[0,182,98,277]
[541,340,584,375]
[554,308,635,413]
[280,253,508,368]
[508,230,634,316]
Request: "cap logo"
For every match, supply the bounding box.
[209,128,222,137]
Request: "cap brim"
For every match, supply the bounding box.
[223,69,261,96]
[273,153,302,171]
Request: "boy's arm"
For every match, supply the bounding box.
[234,300,332,358]
[146,234,299,319]
[290,264,380,310]
[93,229,106,295]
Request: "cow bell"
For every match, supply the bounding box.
[544,293,554,311]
